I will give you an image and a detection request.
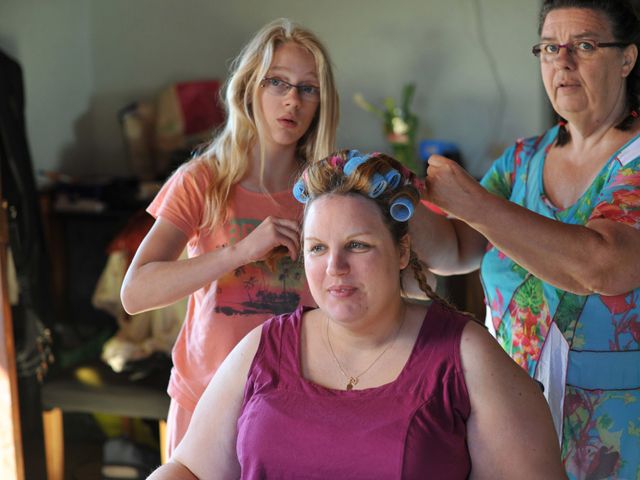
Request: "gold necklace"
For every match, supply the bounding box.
[325,312,405,391]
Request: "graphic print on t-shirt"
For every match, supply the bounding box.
[214,217,305,316]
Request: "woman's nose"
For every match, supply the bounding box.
[552,48,576,69]
[326,251,349,276]
[283,87,301,108]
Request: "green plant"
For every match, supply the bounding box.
[354,83,420,173]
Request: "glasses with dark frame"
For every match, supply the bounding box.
[261,77,320,102]
[532,39,629,61]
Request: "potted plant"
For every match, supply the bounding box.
[354,83,420,173]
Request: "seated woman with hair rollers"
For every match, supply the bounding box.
[147,150,566,480]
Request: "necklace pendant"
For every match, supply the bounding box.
[346,377,358,390]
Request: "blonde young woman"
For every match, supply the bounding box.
[120,18,339,455]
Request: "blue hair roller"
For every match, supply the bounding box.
[384,169,401,189]
[293,179,308,204]
[389,196,414,222]
[343,151,370,176]
[368,173,387,198]
[347,148,363,160]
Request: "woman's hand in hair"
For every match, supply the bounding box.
[424,155,487,222]
[237,216,301,265]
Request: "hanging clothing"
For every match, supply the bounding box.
[0,48,52,480]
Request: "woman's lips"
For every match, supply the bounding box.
[277,117,297,128]
[327,285,357,297]
[556,80,581,90]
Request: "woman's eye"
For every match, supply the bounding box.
[544,44,559,54]
[347,241,369,250]
[308,244,325,254]
[269,78,282,86]
[576,41,595,51]
[300,85,318,95]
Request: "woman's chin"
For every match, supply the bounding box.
[321,303,366,325]
[553,100,588,117]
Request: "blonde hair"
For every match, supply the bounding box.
[191,18,339,231]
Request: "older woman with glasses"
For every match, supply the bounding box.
[415,0,640,478]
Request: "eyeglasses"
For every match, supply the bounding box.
[532,39,628,61]
[261,77,320,102]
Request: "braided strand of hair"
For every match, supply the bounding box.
[407,250,483,325]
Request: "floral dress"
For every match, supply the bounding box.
[480,125,640,480]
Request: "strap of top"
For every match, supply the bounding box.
[617,133,640,167]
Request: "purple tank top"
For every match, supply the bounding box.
[236,302,472,479]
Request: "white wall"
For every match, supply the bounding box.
[1,0,547,179]
[1,0,94,175]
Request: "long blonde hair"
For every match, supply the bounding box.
[194,18,339,231]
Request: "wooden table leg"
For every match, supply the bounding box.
[42,408,64,480]
[159,419,167,465]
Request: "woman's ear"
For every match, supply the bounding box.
[399,234,411,270]
[622,43,638,77]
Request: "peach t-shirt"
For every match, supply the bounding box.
[147,158,314,412]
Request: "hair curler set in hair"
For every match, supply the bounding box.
[293,178,309,204]
[389,196,414,222]
[293,149,418,221]
[384,168,401,190]
[344,150,395,199]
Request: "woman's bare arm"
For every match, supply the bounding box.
[424,155,640,295]
[121,216,301,314]
[409,202,488,275]
[147,326,262,479]
[460,321,566,479]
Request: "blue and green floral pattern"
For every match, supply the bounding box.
[480,126,640,479]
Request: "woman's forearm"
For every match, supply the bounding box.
[121,244,248,314]
[463,191,640,295]
[410,203,487,275]
[424,154,640,295]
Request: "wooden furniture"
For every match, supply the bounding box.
[39,197,171,479]
[41,360,169,480]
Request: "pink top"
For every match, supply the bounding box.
[147,158,314,412]
[237,302,472,479]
